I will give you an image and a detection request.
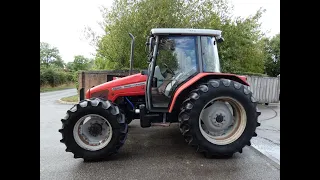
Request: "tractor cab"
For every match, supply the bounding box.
[144,28,224,112]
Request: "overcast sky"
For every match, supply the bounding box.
[40,0,280,63]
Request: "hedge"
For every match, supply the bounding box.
[40,67,74,87]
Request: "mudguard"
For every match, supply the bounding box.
[168,72,249,112]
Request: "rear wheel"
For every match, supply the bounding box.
[59,98,128,161]
[179,79,261,158]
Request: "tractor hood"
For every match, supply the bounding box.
[86,73,147,101]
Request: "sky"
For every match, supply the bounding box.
[40,0,280,63]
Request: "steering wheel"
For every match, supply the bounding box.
[163,63,175,75]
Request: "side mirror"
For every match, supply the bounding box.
[216,36,224,43]
[146,37,154,62]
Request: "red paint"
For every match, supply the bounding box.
[85,72,248,113]
[168,73,249,112]
[86,73,147,102]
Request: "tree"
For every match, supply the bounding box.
[92,0,267,74]
[217,9,266,74]
[263,34,280,77]
[40,42,64,68]
[51,58,65,68]
[66,62,75,71]
[66,55,93,71]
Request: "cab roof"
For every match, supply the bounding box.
[151,28,222,37]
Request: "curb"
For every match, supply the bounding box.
[249,146,280,170]
[57,99,77,105]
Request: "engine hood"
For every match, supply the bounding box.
[86,73,147,100]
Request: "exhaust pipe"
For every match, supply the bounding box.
[129,33,135,75]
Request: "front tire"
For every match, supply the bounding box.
[178,79,261,158]
[59,98,128,161]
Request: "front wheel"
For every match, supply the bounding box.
[179,79,261,158]
[59,98,128,161]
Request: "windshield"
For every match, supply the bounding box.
[157,36,197,75]
[201,36,220,72]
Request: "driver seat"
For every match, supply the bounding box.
[154,66,165,87]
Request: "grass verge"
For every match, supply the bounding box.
[61,95,79,102]
[40,83,75,93]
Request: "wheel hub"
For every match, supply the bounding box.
[201,101,233,134]
[199,97,247,145]
[215,114,224,123]
[88,123,103,137]
[73,114,113,151]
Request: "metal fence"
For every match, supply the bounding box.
[246,75,280,104]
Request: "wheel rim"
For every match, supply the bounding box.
[199,97,247,145]
[73,114,112,151]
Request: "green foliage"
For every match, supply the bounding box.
[51,58,65,68]
[217,9,266,74]
[61,95,79,102]
[64,55,94,89]
[40,42,64,68]
[40,84,75,93]
[66,55,93,72]
[157,38,178,70]
[92,0,272,75]
[263,34,280,77]
[40,66,72,87]
[95,0,199,70]
[39,41,94,88]
[73,71,80,90]
[40,42,75,87]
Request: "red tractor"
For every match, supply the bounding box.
[59,28,261,161]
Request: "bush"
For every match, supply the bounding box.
[66,72,74,82]
[73,71,80,90]
[40,70,47,86]
[40,66,75,87]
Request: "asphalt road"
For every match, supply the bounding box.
[40,89,280,180]
[252,104,280,165]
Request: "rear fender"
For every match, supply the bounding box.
[168,73,249,112]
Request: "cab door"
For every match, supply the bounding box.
[146,35,200,112]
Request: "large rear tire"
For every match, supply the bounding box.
[178,79,261,158]
[59,98,128,161]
